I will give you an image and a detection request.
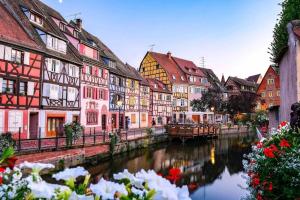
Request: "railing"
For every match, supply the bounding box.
[0,127,166,154]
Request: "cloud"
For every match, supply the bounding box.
[58,0,63,3]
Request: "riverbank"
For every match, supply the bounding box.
[16,126,251,170]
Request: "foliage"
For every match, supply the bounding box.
[227,92,258,116]
[145,128,153,136]
[244,121,300,199]
[270,0,300,63]
[64,122,84,147]
[109,133,118,156]
[0,133,16,153]
[190,88,226,113]
[253,110,269,127]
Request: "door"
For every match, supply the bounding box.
[119,114,124,129]
[192,115,200,124]
[111,114,117,130]
[29,113,38,139]
[125,116,129,130]
[47,117,64,137]
[101,114,107,130]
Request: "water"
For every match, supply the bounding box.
[85,133,256,200]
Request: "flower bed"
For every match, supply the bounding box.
[0,148,191,200]
[244,121,300,200]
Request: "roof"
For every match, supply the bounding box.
[148,51,187,84]
[147,78,172,94]
[227,76,257,88]
[199,67,225,91]
[246,74,261,83]
[0,2,41,51]
[6,0,82,65]
[172,56,205,77]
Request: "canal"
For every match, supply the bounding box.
[85,133,256,200]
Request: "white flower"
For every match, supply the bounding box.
[113,169,144,188]
[69,191,94,200]
[90,178,128,200]
[131,187,147,198]
[52,167,89,181]
[19,161,55,171]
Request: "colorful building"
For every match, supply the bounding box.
[0,1,43,139]
[224,76,257,97]
[147,79,172,126]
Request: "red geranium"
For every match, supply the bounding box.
[166,168,181,183]
[0,176,2,185]
[257,193,263,200]
[0,167,5,173]
[263,148,275,158]
[252,177,260,187]
[279,139,290,148]
[268,182,273,191]
[269,144,278,152]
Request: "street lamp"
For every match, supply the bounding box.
[116,99,123,133]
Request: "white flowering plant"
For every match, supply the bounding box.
[243,121,300,200]
[0,148,192,200]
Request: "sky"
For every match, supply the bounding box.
[43,0,282,80]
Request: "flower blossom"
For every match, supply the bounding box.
[279,139,290,148]
[52,167,89,181]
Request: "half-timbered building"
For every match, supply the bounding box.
[140,51,188,123]
[8,0,83,137]
[224,76,257,97]
[0,1,43,139]
[147,78,172,126]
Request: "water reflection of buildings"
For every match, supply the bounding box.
[86,133,256,192]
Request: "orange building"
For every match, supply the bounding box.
[257,66,280,111]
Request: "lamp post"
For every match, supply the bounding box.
[211,107,215,124]
[117,99,123,134]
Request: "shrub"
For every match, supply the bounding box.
[244,121,300,199]
[145,128,153,136]
[0,132,16,153]
[64,122,84,147]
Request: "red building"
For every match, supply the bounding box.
[0,2,43,138]
[257,66,280,110]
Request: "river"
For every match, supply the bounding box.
[84,133,256,200]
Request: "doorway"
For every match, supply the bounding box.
[102,114,107,130]
[29,112,39,139]
[47,117,64,137]
[119,114,124,129]
[111,114,117,130]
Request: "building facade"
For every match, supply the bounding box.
[147,79,172,126]
[224,76,257,97]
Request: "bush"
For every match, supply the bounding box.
[253,110,269,127]
[244,121,300,199]
[64,122,84,147]
[145,128,153,136]
[0,132,16,153]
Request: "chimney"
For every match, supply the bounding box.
[75,18,82,30]
[167,51,172,59]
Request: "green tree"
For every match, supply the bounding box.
[226,92,257,116]
[270,0,300,63]
[190,88,226,113]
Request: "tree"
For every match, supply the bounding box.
[226,92,258,116]
[190,88,226,113]
[270,0,300,63]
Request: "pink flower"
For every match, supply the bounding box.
[256,142,263,148]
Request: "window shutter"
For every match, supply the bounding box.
[55,60,61,73]
[27,82,34,96]
[0,45,4,59]
[4,46,12,61]
[24,52,30,65]
[47,35,52,48]
[46,58,52,71]
[0,78,2,93]
[0,110,3,133]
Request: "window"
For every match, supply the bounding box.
[158,94,162,100]
[8,111,23,132]
[98,68,103,77]
[131,114,136,124]
[2,79,15,94]
[261,92,265,97]
[11,49,22,63]
[129,97,135,106]
[46,35,66,53]
[181,76,185,81]
[69,65,77,77]
[267,79,274,85]
[59,23,65,31]
[201,78,208,84]
[172,75,176,80]
[180,99,185,106]
[19,82,27,95]
[86,112,98,125]
[269,91,273,97]
[154,84,157,89]
[67,87,76,101]
[277,90,280,97]
[109,60,116,68]
[87,87,92,98]
[157,116,162,125]
[269,103,273,107]
[141,114,146,122]
[130,80,134,88]
[73,30,79,38]
[241,85,245,90]
[49,84,59,100]
[156,64,159,69]
[86,65,92,75]
[166,95,171,101]
[29,13,43,26]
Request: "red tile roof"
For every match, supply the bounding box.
[146,78,172,94]
[172,56,205,77]
[149,51,187,84]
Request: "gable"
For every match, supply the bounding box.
[257,67,280,92]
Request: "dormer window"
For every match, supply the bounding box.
[29,12,43,26]
[87,39,96,47]
[59,23,65,31]
[45,34,67,53]
[172,75,176,80]
[109,60,116,69]
[73,30,79,38]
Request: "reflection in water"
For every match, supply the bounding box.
[85,133,256,200]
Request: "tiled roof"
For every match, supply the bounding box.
[124,63,143,80]
[148,51,187,84]
[228,76,257,88]
[172,56,205,77]
[147,78,172,94]
[5,0,82,65]
[246,74,261,83]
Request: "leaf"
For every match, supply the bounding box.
[0,146,15,163]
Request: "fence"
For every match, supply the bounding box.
[0,126,166,153]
